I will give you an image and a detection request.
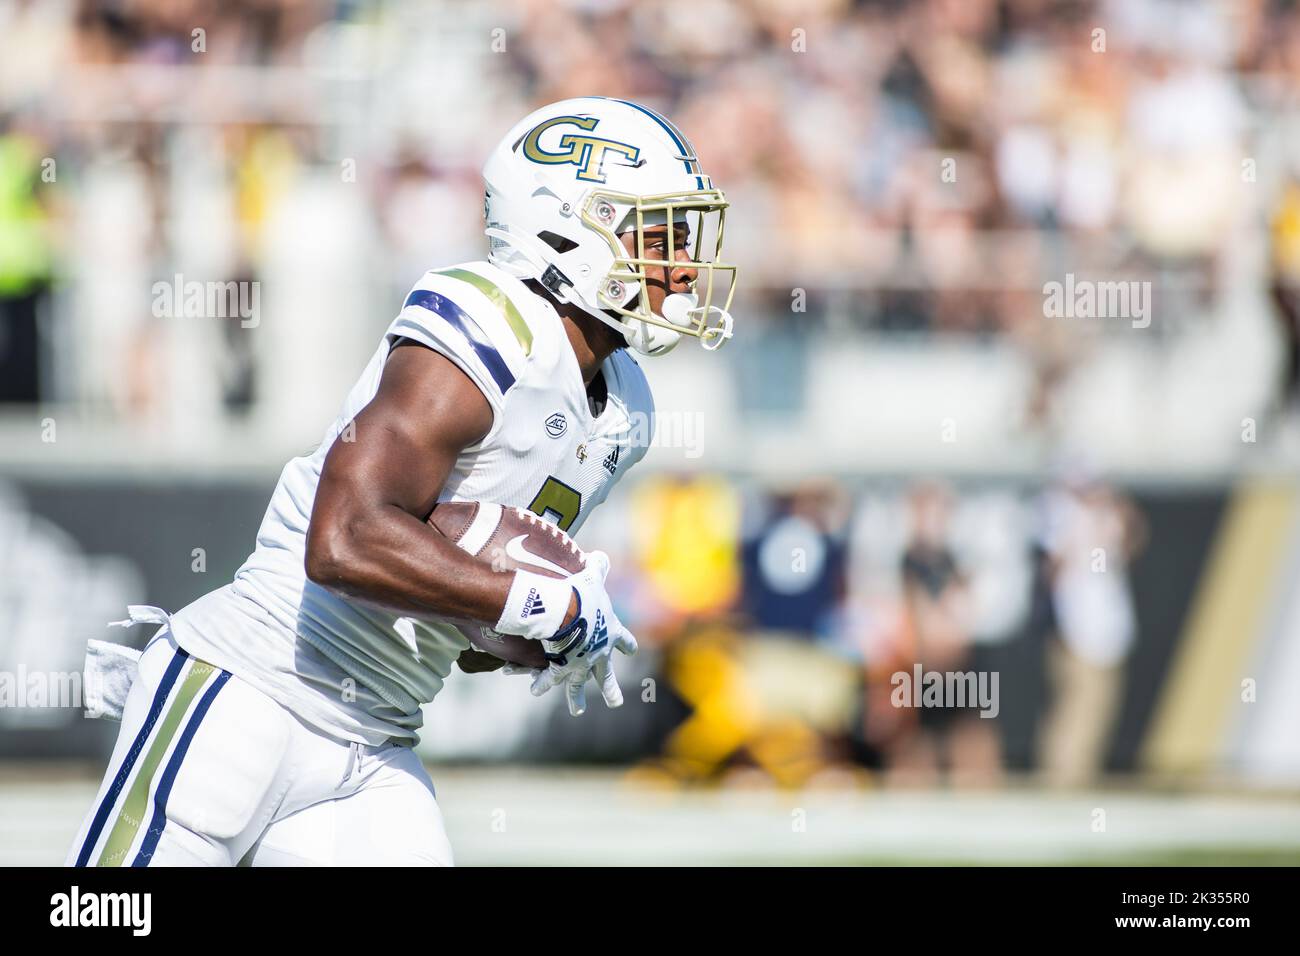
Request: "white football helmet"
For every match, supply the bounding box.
[482,96,737,355]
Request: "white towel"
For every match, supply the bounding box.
[83,604,173,720]
[83,639,143,721]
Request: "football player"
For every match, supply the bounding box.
[67,97,736,866]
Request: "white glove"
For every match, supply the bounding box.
[494,551,637,716]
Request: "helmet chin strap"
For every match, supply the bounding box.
[623,316,681,356]
[614,289,685,356]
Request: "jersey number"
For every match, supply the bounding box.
[527,476,582,532]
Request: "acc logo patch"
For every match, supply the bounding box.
[522,116,640,184]
[545,412,568,438]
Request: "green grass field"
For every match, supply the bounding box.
[5,763,1298,866]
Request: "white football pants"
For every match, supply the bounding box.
[67,629,454,866]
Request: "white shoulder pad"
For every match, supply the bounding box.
[385,263,539,415]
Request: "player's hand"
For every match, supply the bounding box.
[494,550,637,715]
[530,552,637,715]
[499,662,540,678]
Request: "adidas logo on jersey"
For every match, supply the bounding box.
[522,588,546,618]
[602,446,620,476]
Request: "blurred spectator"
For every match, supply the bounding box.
[628,474,742,633]
[0,118,54,402]
[1036,472,1147,787]
[739,481,849,639]
[625,478,861,788]
[1270,176,1300,413]
[866,481,1001,786]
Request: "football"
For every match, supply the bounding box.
[427,501,586,667]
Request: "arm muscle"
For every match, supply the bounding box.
[304,340,510,623]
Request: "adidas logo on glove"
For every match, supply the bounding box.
[521,587,546,618]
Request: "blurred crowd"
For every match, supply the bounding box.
[4,0,1300,423]
[576,471,1147,789]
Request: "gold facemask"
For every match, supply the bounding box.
[581,189,738,349]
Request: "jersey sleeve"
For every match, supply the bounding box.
[384,268,532,442]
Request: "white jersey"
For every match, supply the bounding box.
[169,261,654,745]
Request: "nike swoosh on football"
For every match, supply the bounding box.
[504,535,572,578]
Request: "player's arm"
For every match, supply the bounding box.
[305,339,559,624]
[306,337,632,715]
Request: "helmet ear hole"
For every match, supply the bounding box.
[537,231,579,254]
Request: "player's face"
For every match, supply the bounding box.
[621,223,698,318]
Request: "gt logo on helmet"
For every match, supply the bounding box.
[521,115,640,184]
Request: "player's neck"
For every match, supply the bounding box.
[527,281,623,385]
[561,312,624,385]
